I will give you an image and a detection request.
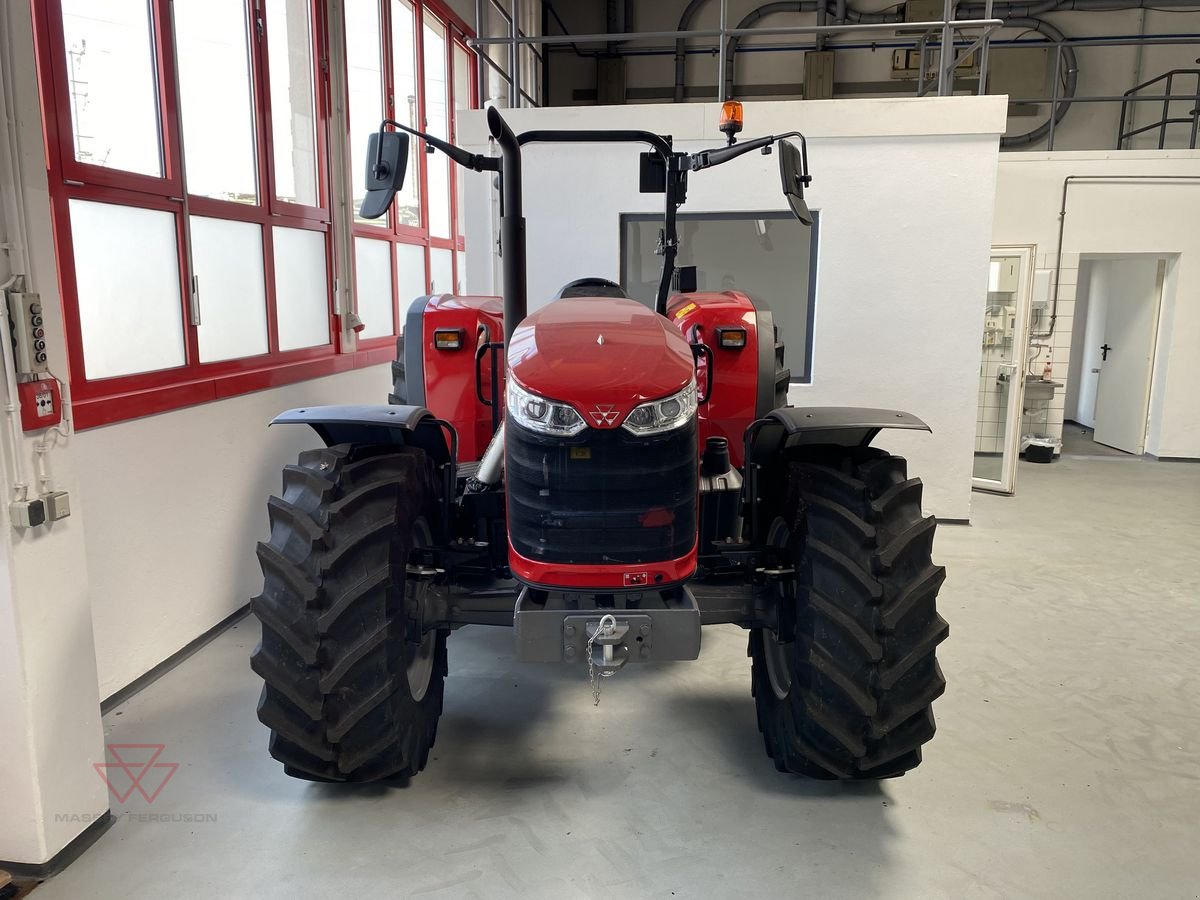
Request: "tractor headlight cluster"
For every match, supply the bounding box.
[622,380,697,436]
[507,378,587,436]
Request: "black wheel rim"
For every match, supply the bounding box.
[762,633,792,700]
[405,517,436,702]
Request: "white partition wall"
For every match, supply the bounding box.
[459,97,1009,520]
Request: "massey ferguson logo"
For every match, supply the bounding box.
[590,404,619,426]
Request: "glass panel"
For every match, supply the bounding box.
[390,0,421,228]
[266,0,318,206]
[455,249,464,293]
[974,253,1022,483]
[429,247,453,294]
[68,199,185,379]
[61,0,162,176]
[191,217,269,362]
[355,237,394,339]
[622,212,816,381]
[273,226,330,350]
[453,43,471,242]
[395,242,426,323]
[422,16,451,238]
[346,0,385,226]
[174,0,258,202]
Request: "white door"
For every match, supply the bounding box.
[973,246,1033,494]
[1093,258,1163,455]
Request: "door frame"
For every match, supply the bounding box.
[973,244,1036,495]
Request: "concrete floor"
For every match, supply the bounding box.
[30,456,1200,899]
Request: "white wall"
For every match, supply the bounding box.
[547,1,1200,152]
[993,152,1200,458]
[461,96,1009,520]
[74,365,391,698]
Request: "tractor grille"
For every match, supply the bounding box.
[506,417,698,566]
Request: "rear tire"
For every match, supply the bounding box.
[250,443,446,782]
[750,445,948,779]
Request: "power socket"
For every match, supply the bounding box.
[10,498,46,529]
[43,491,70,521]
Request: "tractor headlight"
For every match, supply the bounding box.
[507,378,587,436]
[622,380,697,436]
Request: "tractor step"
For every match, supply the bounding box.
[514,585,701,664]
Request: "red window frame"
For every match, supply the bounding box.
[31,0,474,429]
[348,0,476,355]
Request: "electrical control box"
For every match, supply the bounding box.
[9,291,49,375]
[18,378,62,431]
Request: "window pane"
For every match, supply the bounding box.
[395,242,426,317]
[69,200,185,379]
[429,247,453,295]
[422,16,451,238]
[453,43,471,242]
[273,226,330,350]
[346,0,385,226]
[355,237,394,339]
[390,0,421,228]
[191,217,269,362]
[61,0,162,176]
[622,212,817,382]
[455,249,464,294]
[267,0,318,206]
[174,0,258,202]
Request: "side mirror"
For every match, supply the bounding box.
[360,130,410,219]
[778,139,813,226]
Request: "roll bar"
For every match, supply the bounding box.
[362,109,812,344]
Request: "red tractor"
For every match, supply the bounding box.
[250,105,947,783]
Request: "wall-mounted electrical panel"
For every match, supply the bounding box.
[9,291,49,375]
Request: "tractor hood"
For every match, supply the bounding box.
[507,297,695,429]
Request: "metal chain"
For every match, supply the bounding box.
[586,614,617,706]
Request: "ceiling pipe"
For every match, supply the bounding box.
[674,0,712,101]
[994,16,1078,146]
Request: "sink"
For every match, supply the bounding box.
[1022,379,1062,401]
[998,379,1061,401]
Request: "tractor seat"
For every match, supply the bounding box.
[554,277,629,300]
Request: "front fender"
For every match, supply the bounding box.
[747,406,930,465]
[271,404,453,464]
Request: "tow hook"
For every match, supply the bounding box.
[585,614,628,705]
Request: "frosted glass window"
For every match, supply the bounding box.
[61,0,162,176]
[455,250,464,294]
[69,200,185,379]
[174,0,258,202]
[267,0,318,206]
[355,237,394,339]
[274,226,330,350]
[390,0,421,228]
[429,247,453,295]
[422,17,451,238]
[191,217,269,362]
[395,242,426,318]
[346,0,385,226]
[453,43,471,242]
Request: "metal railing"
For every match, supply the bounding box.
[1117,65,1200,150]
[469,2,1004,106]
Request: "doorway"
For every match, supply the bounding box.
[973,246,1034,494]
[1064,255,1168,456]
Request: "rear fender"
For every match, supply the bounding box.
[271,404,454,465]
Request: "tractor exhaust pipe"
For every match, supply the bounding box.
[487,107,527,346]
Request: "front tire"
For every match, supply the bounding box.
[250,443,446,782]
[751,445,948,779]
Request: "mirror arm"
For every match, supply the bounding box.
[689,131,812,185]
[374,119,499,176]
